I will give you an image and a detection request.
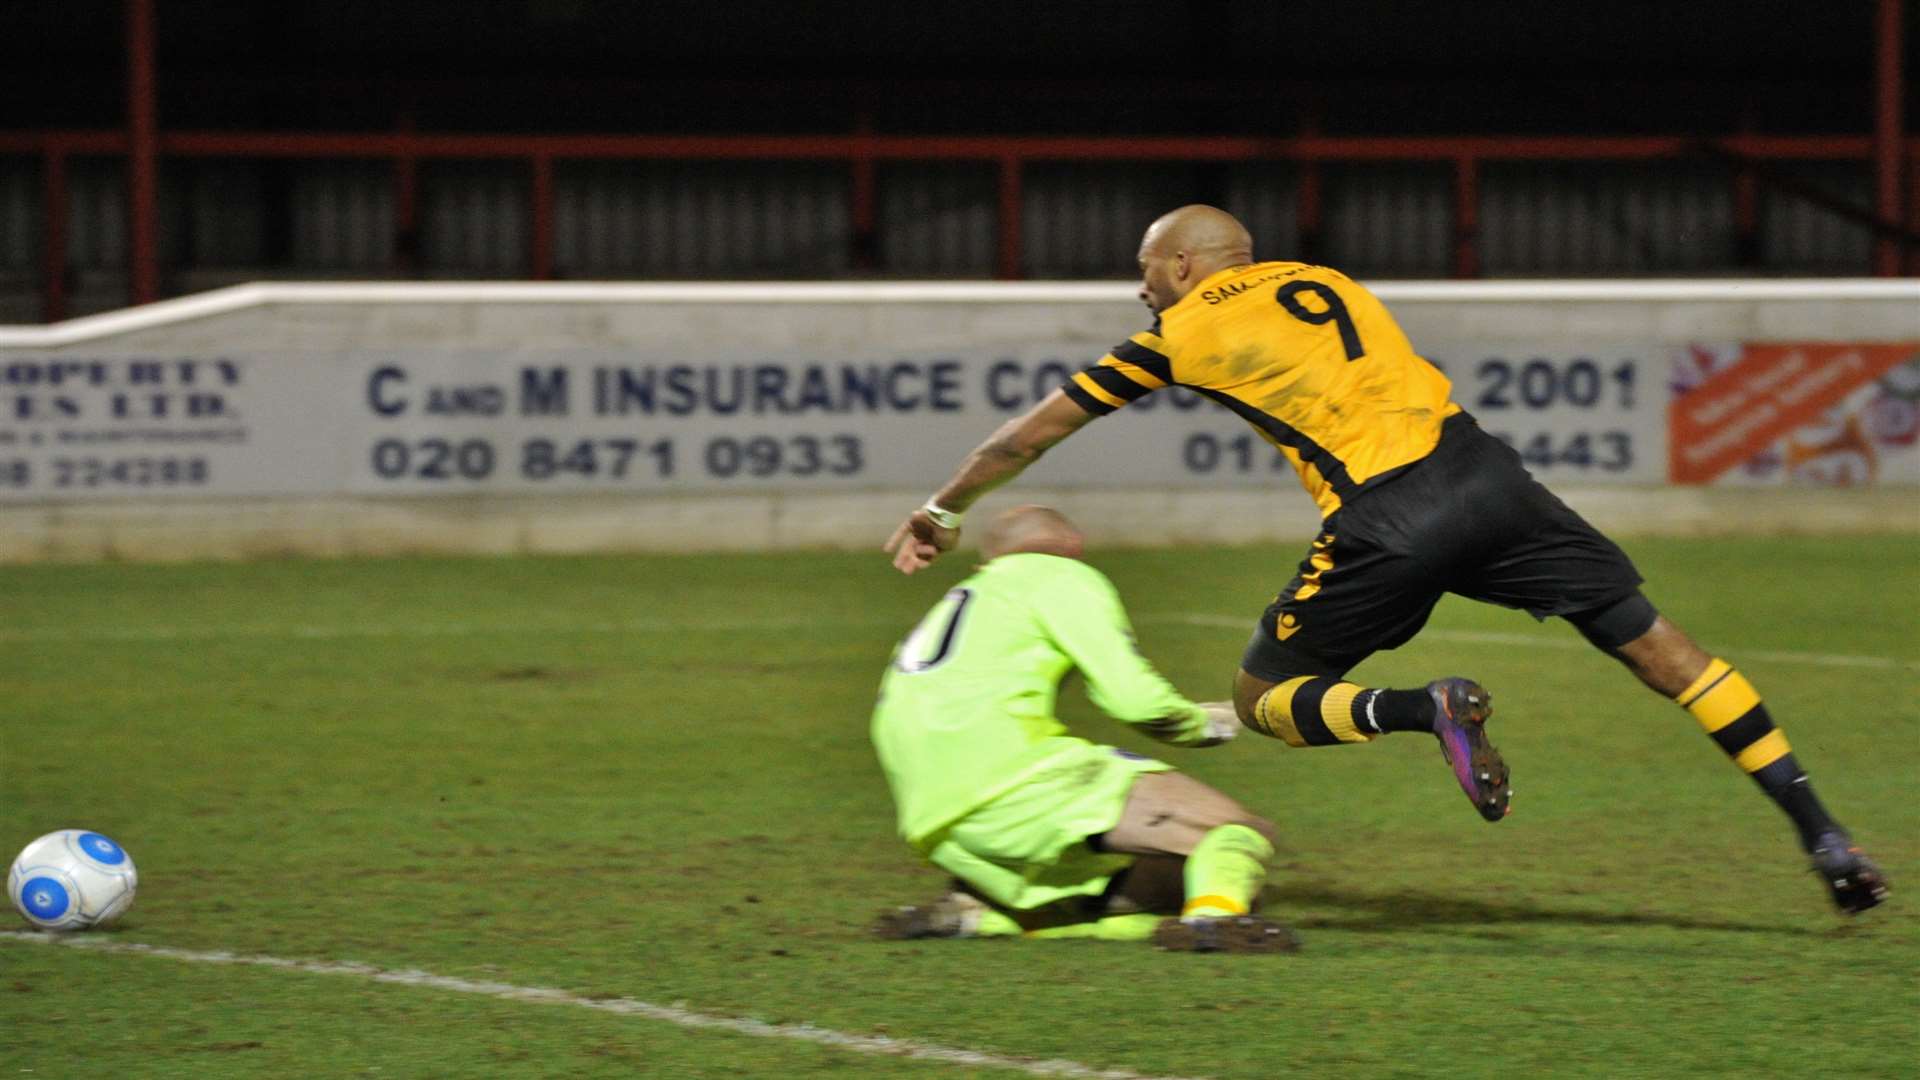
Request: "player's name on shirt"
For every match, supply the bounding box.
[1197,265,1313,306]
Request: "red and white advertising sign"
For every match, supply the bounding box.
[1669,343,1920,485]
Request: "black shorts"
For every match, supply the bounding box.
[1242,413,1645,680]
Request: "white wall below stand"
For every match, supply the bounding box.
[2,280,1916,563]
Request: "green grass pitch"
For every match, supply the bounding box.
[2,535,1915,1079]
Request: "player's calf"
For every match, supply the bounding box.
[1576,603,1890,915]
[1236,670,1511,822]
[1665,653,1889,914]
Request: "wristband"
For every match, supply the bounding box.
[921,501,963,530]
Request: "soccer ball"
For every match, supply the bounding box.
[8,830,138,931]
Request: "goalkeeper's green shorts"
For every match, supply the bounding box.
[924,743,1171,911]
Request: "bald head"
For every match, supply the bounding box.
[980,505,1085,562]
[1135,204,1255,314]
[1142,204,1253,263]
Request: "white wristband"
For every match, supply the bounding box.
[921,501,963,529]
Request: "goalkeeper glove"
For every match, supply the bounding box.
[1194,702,1241,747]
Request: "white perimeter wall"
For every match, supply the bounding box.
[1,281,1917,562]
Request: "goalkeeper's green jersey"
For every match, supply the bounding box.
[871,552,1209,850]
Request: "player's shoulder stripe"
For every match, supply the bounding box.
[1063,374,1120,415]
[1084,362,1158,400]
[1111,334,1173,384]
[1069,371,1129,409]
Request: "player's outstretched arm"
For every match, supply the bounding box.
[883,390,1095,574]
[1037,561,1231,747]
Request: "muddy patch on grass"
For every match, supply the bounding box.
[487,666,596,682]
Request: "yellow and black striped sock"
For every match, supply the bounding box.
[1676,658,1838,851]
[1246,677,1433,746]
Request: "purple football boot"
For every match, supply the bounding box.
[1427,678,1510,822]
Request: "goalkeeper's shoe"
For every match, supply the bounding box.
[1428,677,1510,822]
[872,889,992,940]
[1809,831,1890,915]
[1150,915,1299,954]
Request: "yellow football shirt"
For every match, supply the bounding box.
[1063,262,1461,516]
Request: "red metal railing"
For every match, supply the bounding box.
[1875,0,1906,276]
[1,0,1912,323]
[125,0,158,307]
[7,128,1916,320]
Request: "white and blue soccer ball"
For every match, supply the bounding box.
[8,830,138,931]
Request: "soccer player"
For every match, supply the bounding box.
[871,504,1296,952]
[884,204,1888,916]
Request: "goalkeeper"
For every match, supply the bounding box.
[871,504,1294,953]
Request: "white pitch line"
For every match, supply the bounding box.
[0,611,1912,673]
[1,932,1208,1080]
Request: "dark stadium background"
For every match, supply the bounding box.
[1,0,1914,321]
